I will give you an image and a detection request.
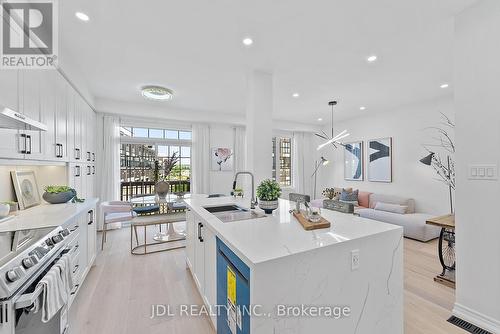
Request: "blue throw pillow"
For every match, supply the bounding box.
[340,189,359,202]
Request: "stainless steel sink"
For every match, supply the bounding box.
[203,205,267,223]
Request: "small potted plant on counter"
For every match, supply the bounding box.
[256,179,282,214]
[43,185,84,204]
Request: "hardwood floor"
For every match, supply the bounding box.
[70,226,465,334]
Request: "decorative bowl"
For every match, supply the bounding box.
[259,199,278,214]
[42,189,76,204]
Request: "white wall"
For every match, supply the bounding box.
[453,1,500,331]
[209,125,237,195]
[0,163,68,203]
[316,97,454,215]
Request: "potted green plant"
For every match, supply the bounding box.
[256,179,282,214]
[43,185,82,204]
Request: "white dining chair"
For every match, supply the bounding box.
[100,201,137,250]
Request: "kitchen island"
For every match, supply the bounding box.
[184,195,403,334]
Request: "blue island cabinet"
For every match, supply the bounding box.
[216,237,251,334]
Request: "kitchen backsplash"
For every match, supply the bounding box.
[0,165,68,203]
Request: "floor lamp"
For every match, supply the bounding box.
[419,152,454,213]
[312,157,329,199]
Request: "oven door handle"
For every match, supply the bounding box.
[15,284,44,309]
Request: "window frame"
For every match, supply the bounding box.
[272,134,294,188]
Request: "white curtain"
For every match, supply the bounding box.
[293,132,314,197]
[234,127,246,172]
[97,114,120,229]
[191,124,210,194]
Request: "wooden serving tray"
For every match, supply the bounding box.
[292,211,331,231]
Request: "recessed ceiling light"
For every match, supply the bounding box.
[242,37,253,46]
[141,86,173,101]
[292,93,300,98]
[360,106,366,110]
[75,12,90,22]
[367,55,377,63]
[317,118,323,121]
[440,83,449,89]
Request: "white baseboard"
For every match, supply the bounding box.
[453,303,500,333]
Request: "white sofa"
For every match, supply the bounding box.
[355,193,441,242]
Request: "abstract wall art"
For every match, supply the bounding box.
[344,141,364,181]
[368,138,392,182]
[211,148,233,171]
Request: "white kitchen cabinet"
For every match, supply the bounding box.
[78,212,88,278]
[186,210,196,269]
[87,208,97,266]
[185,210,217,328]
[0,69,23,159]
[194,215,205,293]
[40,70,57,160]
[54,72,68,160]
[203,226,217,324]
[20,70,45,159]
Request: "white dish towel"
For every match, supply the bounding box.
[33,267,67,323]
[33,253,75,323]
[54,253,75,295]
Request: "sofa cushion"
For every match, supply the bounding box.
[340,189,358,202]
[358,191,371,208]
[369,193,415,214]
[357,208,440,242]
[374,202,408,214]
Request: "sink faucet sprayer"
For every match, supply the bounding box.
[232,171,258,209]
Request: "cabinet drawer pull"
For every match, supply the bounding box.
[72,265,79,274]
[26,135,31,154]
[197,222,201,241]
[86,151,91,161]
[92,153,95,162]
[20,134,27,154]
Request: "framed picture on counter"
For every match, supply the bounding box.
[11,170,41,210]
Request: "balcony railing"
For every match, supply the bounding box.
[120,180,191,201]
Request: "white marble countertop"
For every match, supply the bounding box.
[184,195,402,266]
[0,198,99,233]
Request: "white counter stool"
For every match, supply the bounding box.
[130,212,186,255]
[101,201,137,250]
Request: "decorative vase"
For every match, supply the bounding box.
[155,181,170,199]
[42,189,76,204]
[0,204,10,218]
[259,199,279,214]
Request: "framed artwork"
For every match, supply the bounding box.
[211,148,233,171]
[368,138,392,182]
[11,170,41,210]
[344,141,364,181]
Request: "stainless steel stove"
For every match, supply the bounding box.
[0,225,76,334]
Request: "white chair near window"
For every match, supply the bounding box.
[100,201,138,250]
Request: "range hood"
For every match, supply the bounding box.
[0,107,47,131]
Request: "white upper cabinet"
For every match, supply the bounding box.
[54,72,68,160]
[20,70,44,159]
[0,68,96,163]
[40,70,57,160]
[0,70,23,159]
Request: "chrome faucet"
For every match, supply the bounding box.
[232,171,258,209]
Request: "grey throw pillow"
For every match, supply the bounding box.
[340,189,358,202]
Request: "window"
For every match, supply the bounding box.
[120,127,191,141]
[272,136,292,187]
[119,126,192,200]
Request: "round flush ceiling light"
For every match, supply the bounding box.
[75,12,90,22]
[317,118,323,121]
[292,93,300,98]
[440,83,449,89]
[360,106,366,110]
[242,37,253,46]
[141,86,174,101]
[366,55,377,63]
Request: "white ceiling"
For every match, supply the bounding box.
[59,0,477,124]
